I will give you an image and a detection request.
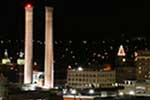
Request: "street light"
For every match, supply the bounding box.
[128,90,135,95]
[89,89,95,95]
[63,89,67,94]
[119,91,124,96]
[71,89,77,100]
[78,67,83,71]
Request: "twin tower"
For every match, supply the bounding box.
[24,4,54,89]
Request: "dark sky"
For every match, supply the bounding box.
[65,0,150,39]
[0,0,150,40]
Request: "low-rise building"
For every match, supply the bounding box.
[116,66,136,83]
[67,67,116,89]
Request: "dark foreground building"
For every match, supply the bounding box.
[7,90,63,100]
[0,83,63,100]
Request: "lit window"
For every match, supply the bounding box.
[138,71,142,74]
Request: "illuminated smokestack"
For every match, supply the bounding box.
[24,3,33,84]
[44,7,54,88]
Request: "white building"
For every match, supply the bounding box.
[67,67,116,89]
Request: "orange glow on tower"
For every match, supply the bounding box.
[103,64,112,71]
[25,3,32,9]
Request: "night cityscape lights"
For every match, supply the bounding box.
[1,0,150,100]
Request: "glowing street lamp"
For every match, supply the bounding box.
[129,90,135,95]
[71,89,77,95]
[89,89,95,95]
[78,67,83,71]
[119,92,124,96]
[71,89,77,100]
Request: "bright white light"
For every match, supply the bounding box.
[71,89,77,95]
[129,91,135,95]
[19,52,24,58]
[89,89,94,94]
[63,89,67,94]
[78,67,83,71]
[55,86,59,89]
[119,92,124,96]
[115,83,118,87]
[68,65,72,69]
[22,84,36,91]
[122,58,126,62]
[30,84,36,91]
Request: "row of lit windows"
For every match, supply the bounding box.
[68,83,112,87]
[68,78,96,82]
[68,73,97,77]
[138,70,150,74]
[68,73,114,78]
[68,78,115,83]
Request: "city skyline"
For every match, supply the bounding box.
[0,0,150,84]
[1,1,150,99]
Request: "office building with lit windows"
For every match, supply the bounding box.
[135,49,150,82]
[67,67,116,89]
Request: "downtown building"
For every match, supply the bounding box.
[135,49,150,82]
[0,50,44,86]
[115,45,136,83]
[66,67,116,89]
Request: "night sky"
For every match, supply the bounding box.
[0,0,150,40]
[65,0,150,39]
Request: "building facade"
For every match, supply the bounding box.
[135,49,150,82]
[116,66,136,83]
[115,45,136,83]
[67,68,116,89]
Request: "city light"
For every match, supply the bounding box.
[71,89,77,95]
[119,92,124,96]
[122,58,126,62]
[2,0,150,99]
[22,84,36,91]
[88,89,95,94]
[25,3,32,9]
[63,89,67,94]
[128,90,135,95]
[117,45,126,56]
[77,67,83,71]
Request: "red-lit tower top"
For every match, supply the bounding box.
[25,3,33,9]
